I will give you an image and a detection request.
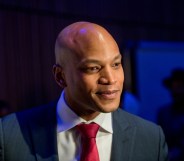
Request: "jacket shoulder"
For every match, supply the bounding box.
[113,108,160,132]
[2,101,56,122]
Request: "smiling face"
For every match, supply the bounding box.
[54,22,124,120]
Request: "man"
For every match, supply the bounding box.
[0,22,168,161]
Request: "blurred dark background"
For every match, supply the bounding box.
[1,0,184,160]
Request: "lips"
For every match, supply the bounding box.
[96,90,120,99]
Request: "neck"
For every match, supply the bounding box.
[68,105,100,121]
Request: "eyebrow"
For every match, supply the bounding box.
[80,54,122,65]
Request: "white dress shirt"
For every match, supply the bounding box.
[57,91,113,161]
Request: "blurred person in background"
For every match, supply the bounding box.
[157,68,184,161]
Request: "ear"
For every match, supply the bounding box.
[53,64,67,89]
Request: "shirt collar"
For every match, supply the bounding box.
[57,91,113,134]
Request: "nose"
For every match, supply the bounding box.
[98,67,117,85]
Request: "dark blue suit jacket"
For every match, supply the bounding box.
[0,103,168,161]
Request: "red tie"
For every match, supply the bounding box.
[77,123,100,161]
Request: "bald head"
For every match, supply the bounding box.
[53,22,124,119]
[54,21,119,66]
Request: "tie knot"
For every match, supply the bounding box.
[77,123,100,138]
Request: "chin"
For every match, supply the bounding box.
[91,96,120,113]
[97,103,119,113]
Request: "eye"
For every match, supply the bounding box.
[88,66,100,72]
[82,66,101,74]
[112,62,122,69]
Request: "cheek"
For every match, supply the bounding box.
[74,78,96,102]
[79,73,98,89]
[120,75,124,85]
[119,69,125,83]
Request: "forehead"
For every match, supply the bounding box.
[73,39,121,65]
[57,22,120,64]
[78,54,122,67]
[74,30,119,59]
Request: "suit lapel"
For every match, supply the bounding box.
[27,105,136,161]
[28,104,59,161]
[111,109,136,161]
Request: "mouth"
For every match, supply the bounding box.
[96,90,120,100]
